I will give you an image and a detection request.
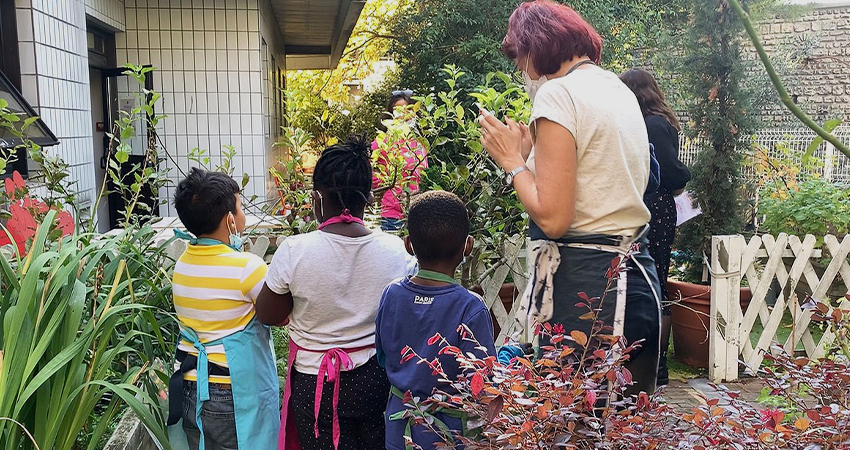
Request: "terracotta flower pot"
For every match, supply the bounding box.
[668,279,751,369]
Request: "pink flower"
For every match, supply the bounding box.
[56,210,74,236]
[4,170,25,199]
[1,203,38,255]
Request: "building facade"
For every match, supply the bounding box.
[4,0,363,230]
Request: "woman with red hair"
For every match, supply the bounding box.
[480,0,661,395]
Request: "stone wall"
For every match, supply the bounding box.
[751,4,850,126]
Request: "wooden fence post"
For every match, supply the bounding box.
[709,235,744,383]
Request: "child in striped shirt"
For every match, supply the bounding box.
[169,168,279,450]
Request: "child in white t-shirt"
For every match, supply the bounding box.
[256,136,415,450]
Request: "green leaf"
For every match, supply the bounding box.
[120,125,136,140]
[803,119,842,163]
[115,148,130,164]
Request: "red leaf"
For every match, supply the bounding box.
[400,345,412,356]
[400,353,415,364]
[621,368,633,385]
[11,171,24,189]
[4,177,15,198]
[585,389,597,406]
[521,421,533,433]
[471,373,484,396]
[438,346,461,356]
[427,333,442,346]
[486,395,504,422]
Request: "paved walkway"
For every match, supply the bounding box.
[660,378,766,411]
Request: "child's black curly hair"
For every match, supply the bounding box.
[313,135,372,213]
[407,190,469,264]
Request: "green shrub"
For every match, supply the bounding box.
[759,178,850,237]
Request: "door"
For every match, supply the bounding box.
[100,67,160,229]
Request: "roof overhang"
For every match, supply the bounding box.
[267,0,367,70]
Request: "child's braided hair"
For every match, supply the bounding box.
[313,135,372,212]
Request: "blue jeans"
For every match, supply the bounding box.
[182,381,238,450]
[380,218,404,232]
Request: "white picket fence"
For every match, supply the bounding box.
[709,233,850,382]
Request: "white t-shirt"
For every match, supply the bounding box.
[266,230,417,374]
[528,65,651,237]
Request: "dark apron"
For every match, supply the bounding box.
[528,221,662,395]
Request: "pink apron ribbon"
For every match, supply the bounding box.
[314,348,353,448]
[317,210,364,230]
[278,339,375,450]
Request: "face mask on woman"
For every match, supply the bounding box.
[522,58,548,101]
[522,71,548,101]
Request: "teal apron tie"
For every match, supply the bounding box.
[180,328,219,450]
[174,319,279,450]
[173,229,240,252]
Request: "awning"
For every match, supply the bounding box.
[268,0,366,70]
[0,69,59,179]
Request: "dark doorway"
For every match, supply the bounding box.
[88,25,159,230]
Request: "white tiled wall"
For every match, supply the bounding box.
[85,0,125,31]
[118,0,274,215]
[15,0,285,221]
[16,0,97,206]
[259,0,285,200]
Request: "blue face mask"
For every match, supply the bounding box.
[227,213,244,251]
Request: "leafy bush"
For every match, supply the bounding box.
[389,0,690,95]
[413,66,530,285]
[0,213,174,450]
[268,126,318,235]
[759,178,850,238]
[397,256,850,449]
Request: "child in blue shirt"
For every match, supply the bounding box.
[375,190,496,450]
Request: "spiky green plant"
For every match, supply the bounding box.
[0,211,175,450]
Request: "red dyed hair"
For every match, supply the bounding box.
[502,0,603,76]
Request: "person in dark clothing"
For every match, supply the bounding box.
[620,68,691,386]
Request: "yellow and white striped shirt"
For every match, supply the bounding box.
[173,243,268,383]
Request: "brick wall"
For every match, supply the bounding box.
[750,5,850,126]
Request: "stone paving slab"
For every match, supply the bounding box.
[660,378,766,411]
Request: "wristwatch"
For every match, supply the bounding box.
[505,165,529,186]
